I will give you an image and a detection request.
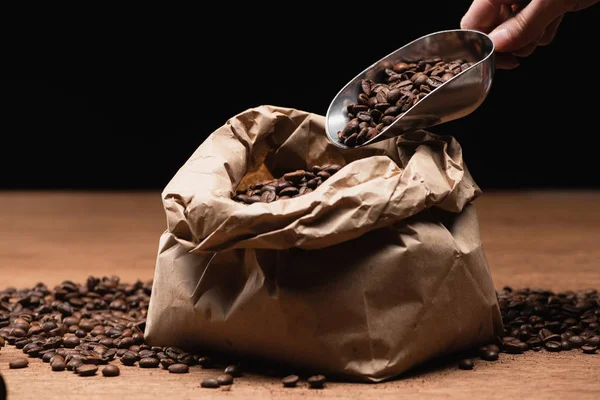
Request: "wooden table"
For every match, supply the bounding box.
[0,191,599,400]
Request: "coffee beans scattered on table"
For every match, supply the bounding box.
[338,57,474,147]
[471,287,600,365]
[2,278,599,392]
[233,164,342,204]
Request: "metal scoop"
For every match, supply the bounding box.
[325,29,495,149]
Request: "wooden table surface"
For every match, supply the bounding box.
[0,191,599,400]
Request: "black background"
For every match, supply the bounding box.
[2,4,599,191]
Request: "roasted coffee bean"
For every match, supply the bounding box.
[198,356,213,368]
[260,191,276,203]
[458,359,474,370]
[63,336,80,348]
[582,345,597,354]
[586,336,600,347]
[224,364,242,378]
[42,351,56,363]
[9,358,29,369]
[138,350,156,359]
[307,375,326,389]
[569,335,585,348]
[217,374,234,385]
[67,359,83,371]
[201,378,220,389]
[168,363,189,374]
[139,357,159,368]
[561,340,572,350]
[283,170,306,183]
[545,341,562,352]
[120,351,138,366]
[279,374,299,388]
[381,116,396,126]
[504,342,524,354]
[77,364,98,376]
[393,62,410,73]
[481,349,499,361]
[102,365,120,377]
[51,358,66,371]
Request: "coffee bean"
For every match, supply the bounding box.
[360,80,372,96]
[458,359,473,370]
[441,72,455,81]
[9,358,29,369]
[317,171,331,181]
[283,170,306,183]
[381,116,395,126]
[138,350,156,359]
[217,374,234,385]
[569,335,585,348]
[51,358,66,371]
[582,345,597,354]
[139,357,159,368]
[63,336,80,348]
[282,374,299,387]
[224,364,242,378]
[586,336,600,347]
[545,341,562,352]
[168,363,189,374]
[120,351,138,366]
[561,340,572,350]
[307,375,326,389]
[25,344,43,357]
[481,349,499,361]
[102,365,120,377]
[67,359,83,371]
[393,62,410,73]
[198,356,213,368]
[201,378,220,389]
[77,364,98,376]
[411,72,428,86]
[42,351,56,363]
[504,342,523,354]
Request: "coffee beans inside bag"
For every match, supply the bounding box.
[145,105,502,382]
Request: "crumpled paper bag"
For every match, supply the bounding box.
[145,105,502,382]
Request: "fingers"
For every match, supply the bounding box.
[512,42,538,57]
[460,0,517,32]
[495,53,521,69]
[538,15,563,45]
[488,0,568,53]
[571,0,600,11]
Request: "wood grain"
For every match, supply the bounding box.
[0,191,599,400]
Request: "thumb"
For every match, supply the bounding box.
[489,0,567,53]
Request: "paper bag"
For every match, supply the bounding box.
[145,105,502,382]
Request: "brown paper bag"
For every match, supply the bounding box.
[145,105,502,382]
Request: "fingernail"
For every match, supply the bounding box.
[489,28,510,50]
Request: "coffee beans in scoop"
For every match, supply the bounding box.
[338,57,474,147]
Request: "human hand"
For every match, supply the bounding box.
[461,0,599,69]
